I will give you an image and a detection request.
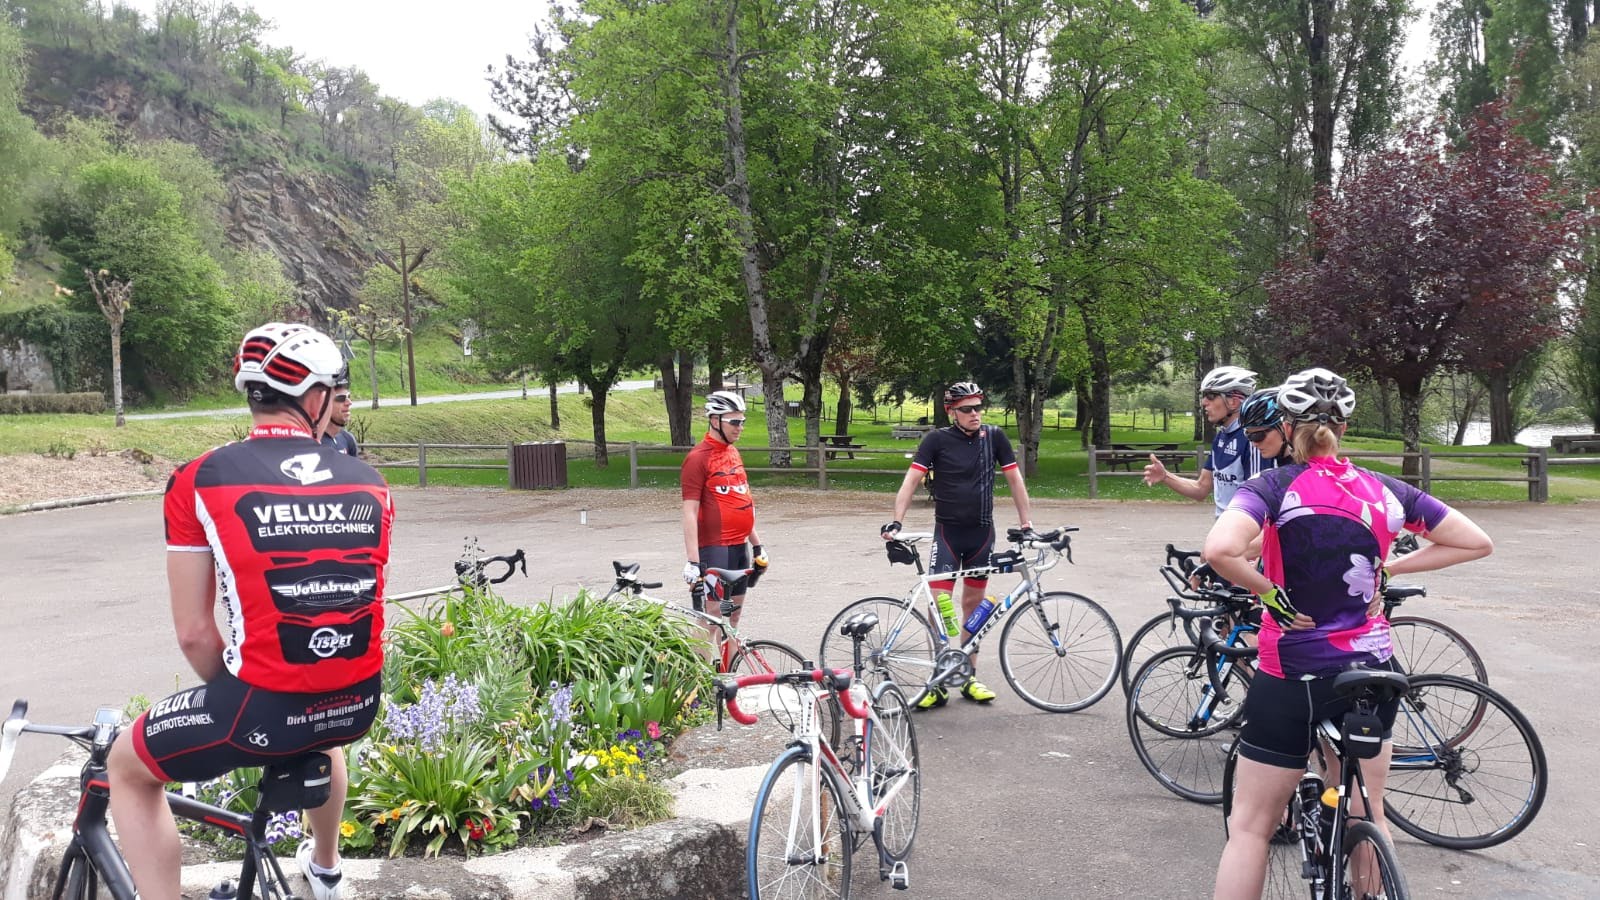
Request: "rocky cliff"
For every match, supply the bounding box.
[25,61,373,316]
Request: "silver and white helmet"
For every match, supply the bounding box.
[1278,367,1355,422]
[1199,365,1257,397]
[705,390,747,415]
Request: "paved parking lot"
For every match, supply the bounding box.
[2,487,1595,897]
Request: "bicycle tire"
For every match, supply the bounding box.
[1126,647,1246,803]
[748,745,853,900]
[1342,820,1411,900]
[1120,611,1195,696]
[1220,742,1306,900]
[1129,646,1249,737]
[732,638,843,750]
[818,597,938,706]
[998,591,1122,713]
[50,845,98,900]
[868,682,920,861]
[1387,615,1488,683]
[1386,673,1547,850]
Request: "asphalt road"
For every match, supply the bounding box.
[1,489,1594,898]
[124,379,656,420]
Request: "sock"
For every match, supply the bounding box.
[309,858,340,876]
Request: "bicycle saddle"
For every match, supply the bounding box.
[1331,667,1410,703]
[1382,584,1426,601]
[839,611,880,638]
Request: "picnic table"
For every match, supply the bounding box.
[1550,433,1600,454]
[891,424,933,440]
[1101,442,1190,472]
[821,433,865,459]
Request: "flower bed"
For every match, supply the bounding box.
[176,583,711,858]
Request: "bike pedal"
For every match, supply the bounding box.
[888,860,910,890]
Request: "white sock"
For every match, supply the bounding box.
[309,857,340,876]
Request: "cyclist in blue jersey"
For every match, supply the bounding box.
[1144,366,1281,516]
[1203,368,1492,899]
[881,382,1035,708]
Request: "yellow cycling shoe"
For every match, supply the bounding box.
[960,679,996,703]
[915,686,948,710]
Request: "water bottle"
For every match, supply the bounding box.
[1319,786,1340,847]
[934,592,960,638]
[962,596,997,635]
[208,880,238,900]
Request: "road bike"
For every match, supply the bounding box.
[602,559,841,748]
[720,611,920,898]
[386,543,527,602]
[818,526,1122,713]
[1,700,329,899]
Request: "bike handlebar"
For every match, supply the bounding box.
[715,669,869,728]
[454,548,527,587]
[0,700,102,784]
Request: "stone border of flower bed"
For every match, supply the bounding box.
[1,722,781,899]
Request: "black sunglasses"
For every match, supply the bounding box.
[1245,428,1274,443]
[952,404,984,414]
[1201,391,1224,401]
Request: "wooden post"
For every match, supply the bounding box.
[629,441,639,489]
[417,442,428,488]
[1087,446,1099,499]
[506,442,515,488]
[1420,447,1432,493]
[817,443,828,490]
[1533,447,1548,502]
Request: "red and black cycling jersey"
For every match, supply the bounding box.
[164,424,394,693]
[681,435,755,546]
[910,424,1019,527]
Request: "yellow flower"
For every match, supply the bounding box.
[339,820,357,838]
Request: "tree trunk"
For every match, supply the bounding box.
[707,343,725,392]
[834,375,852,435]
[110,325,125,428]
[1012,354,1041,477]
[367,341,380,410]
[1375,378,1395,434]
[548,378,560,428]
[1307,0,1336,192]
[586,380,610,467]
[1451,383,1480,446]
[1084,323,1114,448]
[1194,346,1216,442]
[1486,370,1516,445]
[1075,376,1091,449]
[659,353,694,447]
[759,370,791,467]
[1398,378,1424,480]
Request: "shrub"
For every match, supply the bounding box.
[0,392,107,414]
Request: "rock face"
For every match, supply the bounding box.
[27,65,374,316]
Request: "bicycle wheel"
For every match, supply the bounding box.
[998,591,1122,713]
[1385,674,1547,849]
[50,845,98,900]
[1342,820,1411,900]
[748,745,853,900]
[818,597,938,706]
[732,638,843,750]
[1120,612,1194,696]
[1220,743,1304,900]
[868,682,920,861]
[1387,615,1488,683]
[1127,647,1247,803]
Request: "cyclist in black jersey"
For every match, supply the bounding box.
[881,382,1035,707]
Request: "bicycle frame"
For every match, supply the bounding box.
[601,563,750,672]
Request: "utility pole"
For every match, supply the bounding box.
[380,238,429,406]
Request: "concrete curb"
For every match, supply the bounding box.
[4,489,161,515]
[2,743,769,899]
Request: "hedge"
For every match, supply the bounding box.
[0,392,107,414]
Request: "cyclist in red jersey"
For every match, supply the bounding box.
[106,323,394,900]
[681,390,767,630]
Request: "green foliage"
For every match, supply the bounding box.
[0,302,105,390]
[0,391,106,414]
[569,775,674,830]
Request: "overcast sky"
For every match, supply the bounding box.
[122,0,553,117]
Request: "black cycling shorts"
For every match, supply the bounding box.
[130,670,381,783]
[696,542,751,612]
[1237,659,1402,769]
[928,523,995,586]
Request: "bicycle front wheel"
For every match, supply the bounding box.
[818,597,938,706]
[748,746,853,900]
[1386,674,1547,849]
[1387,615,1488,683]
[51,844,99,900]
[998,591,1122,712]
[732,639,843,751]
[868,682,920,861]
[1127,647,1246,804]
[1120,611,1193,696]
[1342,820,1411,900]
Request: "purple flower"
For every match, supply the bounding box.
[384,676,484,752]
[547,683,574,724]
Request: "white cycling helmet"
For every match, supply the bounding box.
[1278,367,1356,422]
[1200,365,1257,397]
[705,390,747,415]
[233,323,346,397]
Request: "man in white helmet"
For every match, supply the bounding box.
[106,323,393,900]
[1144,365,1281,516]
[681,390,767,631]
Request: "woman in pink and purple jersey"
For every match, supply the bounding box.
[1203,368,1493,900]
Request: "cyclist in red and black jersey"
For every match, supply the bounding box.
[881,382,1035,707]
[681,390,768,629]
[107,323,393,900]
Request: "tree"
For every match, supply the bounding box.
[1267,103,1586,467]
[332,301,405,409]
[83,266,130,426]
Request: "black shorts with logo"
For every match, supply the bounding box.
[929,522,996,586]
[130,670,381,783]
[1237,659,1403,769]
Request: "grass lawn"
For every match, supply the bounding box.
[6,385,1598,502]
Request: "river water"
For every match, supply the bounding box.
[1430,422,1574,447]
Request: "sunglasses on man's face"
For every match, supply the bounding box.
[334,393,352,403]
[722,418,747,427]
[1201,391,1224,401]
[952,404,984,414]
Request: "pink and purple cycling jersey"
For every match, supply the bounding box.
[1228,456,1451,679]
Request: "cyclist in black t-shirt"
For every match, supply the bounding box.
[881,382,1035,708]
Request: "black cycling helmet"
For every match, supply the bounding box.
[943,381,983,406]
[1238,388,1283,430]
